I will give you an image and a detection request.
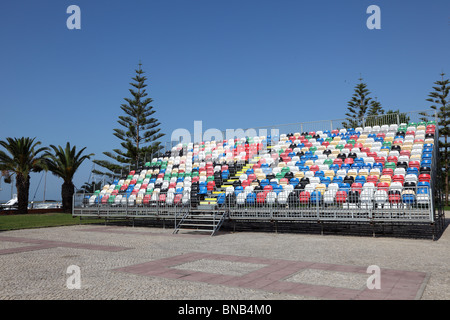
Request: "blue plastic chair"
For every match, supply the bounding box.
[310,191,322,204]
[246,193,256,205]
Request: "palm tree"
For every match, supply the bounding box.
[78,180,105,194]
[45,142,94,213]
[0,137,49,214]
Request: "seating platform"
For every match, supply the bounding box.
[73,120,445,238]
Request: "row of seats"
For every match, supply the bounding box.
[89,184,431,207]
[87,121,436,207]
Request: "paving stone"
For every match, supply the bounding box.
[0,224,448,300]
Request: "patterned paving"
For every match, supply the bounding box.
[0,228,430,300]
[0,235,132,255]
[115,252,428,300]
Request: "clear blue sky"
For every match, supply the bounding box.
[0,0,449,201]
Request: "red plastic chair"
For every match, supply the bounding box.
[335,191,347,204]
[241,180,251,188]
[392,175,405,183]
[256,192,266,204]
[344,158,354,165]
[387,156,398,164]
[418,174,431,183]
[377,182,389,191]
[207,181,216,191]
[400,150,411,157]
[409,161,420,169]
[367,175,379,184]
[388,191,401,204]
[101,195,109,204]
[351,183,363,193]
[174,193,183,205]
[143,194,151,205]
[299,191,310,204]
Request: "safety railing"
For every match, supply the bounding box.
[73,184,433,223]
[72,191,190,219]
[219,186,433,223]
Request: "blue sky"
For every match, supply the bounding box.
[0,0,449,201]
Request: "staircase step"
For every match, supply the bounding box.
[180,219,218,223]
[176,228,215,233]
[179,223,216,228]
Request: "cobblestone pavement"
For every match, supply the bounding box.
[0,219,449,300]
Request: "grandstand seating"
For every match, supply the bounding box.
[83,121,437,215]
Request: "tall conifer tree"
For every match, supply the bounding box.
[342,78,384,129]
[427,73,450,205]
[93,63,164,178]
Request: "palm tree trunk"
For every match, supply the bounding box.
[61,181,75,213]
[16,173,30,214]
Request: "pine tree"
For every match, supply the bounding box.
[365,97,385,127]
[342,78,383,129]
[427,73,450,205]
[93,63,165,179]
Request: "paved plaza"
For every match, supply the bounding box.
[0,218,449,301]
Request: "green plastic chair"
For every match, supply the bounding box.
[108,195,116,204]
[385,162,396,170]
[275,172,285,180]
[281,167,290,173]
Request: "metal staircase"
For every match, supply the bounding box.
[173,209,228,236]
